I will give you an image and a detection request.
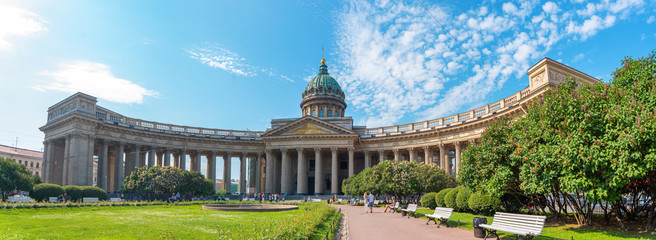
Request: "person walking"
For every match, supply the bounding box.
[368,192,375,213]
[363,192,368,213]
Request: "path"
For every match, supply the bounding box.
[338,204,476,240]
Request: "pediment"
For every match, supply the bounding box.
[262,116,356,137]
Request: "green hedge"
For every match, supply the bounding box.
[455,187,472,212]
[31,183,65,201]
[444,186,462,209]
[435,188,451,207]
[81,186,108,200]
[63,185,84,201]
[420,192,438,209]
[468,192,501,215]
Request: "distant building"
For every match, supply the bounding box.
[0,144,43,178]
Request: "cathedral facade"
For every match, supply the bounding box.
[39,58,598,195]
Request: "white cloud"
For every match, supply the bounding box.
[648,15,655,24]
[187,45,256,76]
[542,2,559,15]
[566,15,616,40]
[334,0,645,127]
[35,61,158,104]
[573,53,585,62]
[0,5,47,52]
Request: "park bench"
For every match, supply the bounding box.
[401,204,418,218]
[373,200,379,205]
[83,197,99,202]
[8,196,32,202]
[49,197,59,202]
[480,212,547,240]
[390,202,400,213]
[110,197,122,202]
[425,207,453,228]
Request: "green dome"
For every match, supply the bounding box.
[306,60,342,92]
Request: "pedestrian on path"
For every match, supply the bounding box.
[363,192,368,213]
[368,193,374,213]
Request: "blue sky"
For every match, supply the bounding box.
[1,0,655,154]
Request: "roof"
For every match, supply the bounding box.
[306,60,342,92]
[0,144,43,159]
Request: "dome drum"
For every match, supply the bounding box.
[301,59,347,118]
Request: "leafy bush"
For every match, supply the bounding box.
[81,186,108,200]
[468,192,501,215]
[444,186,462,209]
[456,187,472,212]
[420,192,438,209]
[31,183,65,202]
[64,185,84,201]
[435,188,451,207]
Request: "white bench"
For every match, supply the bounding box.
[83,197,99,202]
[401,204,418,218]
[49,197,59,202]
[390,202,400,213]
[8,196,32,202]
[373,200,379,205]
[480,212,547,240]
[110,197,122,202]
[425,207,453,228]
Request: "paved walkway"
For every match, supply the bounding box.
[338,204,476,240]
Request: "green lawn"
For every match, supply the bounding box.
[414,208,654,240]
[0,202,336,240]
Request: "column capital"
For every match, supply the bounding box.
[314,147,322,152]
[265,149,272,154]
[330,147,338,153]
[422,146,431,151]
[455,141,462,149]
[347,147,355,152]
[438,144,445,151]
[241,152,247,158]
[468,139,476,144]
[363,150,369,155]
[296,147,304,152]
[210,150,217,155]
[225,152,232,158]
[392,148,400,154]
[377,149,384,154]
[408,147,415,152]
[280,148,288,153]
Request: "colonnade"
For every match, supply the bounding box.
[42,136,264,194]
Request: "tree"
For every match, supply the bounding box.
[0,158,39,201]
[123,166,215,199]
[342,160,455,202]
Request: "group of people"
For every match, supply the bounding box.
[57,193,71,202]
[363,192,374,213]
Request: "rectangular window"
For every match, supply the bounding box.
[19,160,22,164]
[30,162,33,167]
[36,162,39,168]
[327,110,332,117]
[339,161,348,169]
[309,160,315,171]
[312,110,316,116]
[36,172,39,176]
[319,110,324,117]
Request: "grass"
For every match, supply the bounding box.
[413,208,655,240]
[0,202,337,240]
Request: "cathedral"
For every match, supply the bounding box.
[39,57,598,195]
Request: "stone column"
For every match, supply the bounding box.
[179,148,187,171]
[224,152,232,194]
[455,142,462,175]
[393,149,400,162]
[296,148,307,195]
[265,150,273,193]
[314,148,322,195]
[156,151,163,167]
[208,151,217,187]
[331,147,338,194]
[443,145,451,175]
[114,142,125,192]
[173,153,179,168]
[62,135,71,186]
[148,147,155,169]
[347,147,354,177]
[255,153,262,193]
[438,145,445,170]
[280,148,289,194]
[43,140,53,183]
[408,147,417,162]
[98,140,109,191]
[133,144,141,170]
[378,150,384,164]
[164,148,171,166]
[240,153,247,194]
[194,150,202,172]
[423,146,431,165]
[364,151,371,169]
